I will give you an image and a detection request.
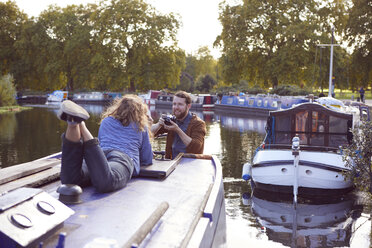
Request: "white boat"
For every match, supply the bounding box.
[73,92,122,105]
[0,153,226,247]
[139,90,161,105]
[46,90,68,104]
[242,97,369,196]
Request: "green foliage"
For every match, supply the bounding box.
[343,121,372,195]
[1,0,184,92]
[1,0,371,93]
[269,84,311,96]
[195,74,217,93]
[178,48,219,92]
[0,74,16,107]
[178,72,194,92]
[247,85,266,95]
[0,1,27,76]
[216,0,355,90]
[339,0,372,89]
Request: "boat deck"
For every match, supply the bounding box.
[0,155,226,247]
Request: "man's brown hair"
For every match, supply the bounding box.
[174,91,191,105]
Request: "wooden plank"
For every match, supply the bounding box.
[0,159,60,185]
[0,166,61,194]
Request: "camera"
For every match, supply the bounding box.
[162,114,176,125]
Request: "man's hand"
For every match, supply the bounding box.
[165,120,192,146]
[163,119,178,131]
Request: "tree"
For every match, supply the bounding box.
[0,1,27,78]
[92,0,183,92]
[178,47,218,92]
[340,0,372,89]
[0,74,16,107]
[38,4,95,91]
[195,74,217,93]
[216,0,341,88]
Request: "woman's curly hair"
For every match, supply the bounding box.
[101,94,151,133]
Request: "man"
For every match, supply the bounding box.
[359,87,365,103]
[152,91,206,159]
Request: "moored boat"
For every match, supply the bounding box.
[139,90,161,106]
[46,90,68,104]
[155,92,174,108]
[215,94,309,117]
[72,92,122,105]
[0,152,226,247]
[155,93,217,111]
[195,94,217,110]
[242,97,369,196]
[16,94,47,105]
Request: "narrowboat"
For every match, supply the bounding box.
[0,152,226,247]
[155,93,217,111]
[215,94,309,117]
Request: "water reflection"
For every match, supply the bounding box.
[0,112,17,140]
[0,106,101,168]
[245,189,363,248]
[0,105,370,248]
[216,114,267,134]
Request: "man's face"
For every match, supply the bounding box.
[172,96,190,120]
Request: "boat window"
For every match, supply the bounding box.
[310,133,325,146]
[329,116,349,133]
[271,101,278,108]
[257,100,262,107]
[238,98,245,105]
[295,111,309,144]
[248,99,254,105]
[276,115,291,131]
[329,116,349,147]
[264,100,268,107]
[275,133,291,144]
[227,98,233,104]
[273,115,291,144]
[329,134,348,147]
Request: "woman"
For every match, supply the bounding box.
[57,95,153,193]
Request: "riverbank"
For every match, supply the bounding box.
[0,105,32,114]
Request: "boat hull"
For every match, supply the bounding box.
[251,149,353,195]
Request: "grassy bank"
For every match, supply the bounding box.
[0,106,32,114]
[315,89,372,100]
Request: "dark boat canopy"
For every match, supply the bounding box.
[264,103,353,149]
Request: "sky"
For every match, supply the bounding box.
[6,0,228,58]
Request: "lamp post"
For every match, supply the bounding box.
[319,46,325,93]
[317,27,339,98]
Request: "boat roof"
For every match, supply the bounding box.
[0,155,224,248]
[270,101,353,119]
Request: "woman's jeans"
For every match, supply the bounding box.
[60,134,134,193]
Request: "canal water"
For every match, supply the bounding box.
[0,104,370,248]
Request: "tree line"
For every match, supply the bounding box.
[216,0,371,92]
[1,0,371,94]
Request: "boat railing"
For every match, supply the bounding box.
[262,143,340,153]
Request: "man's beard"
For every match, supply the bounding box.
[174,108,188,120]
